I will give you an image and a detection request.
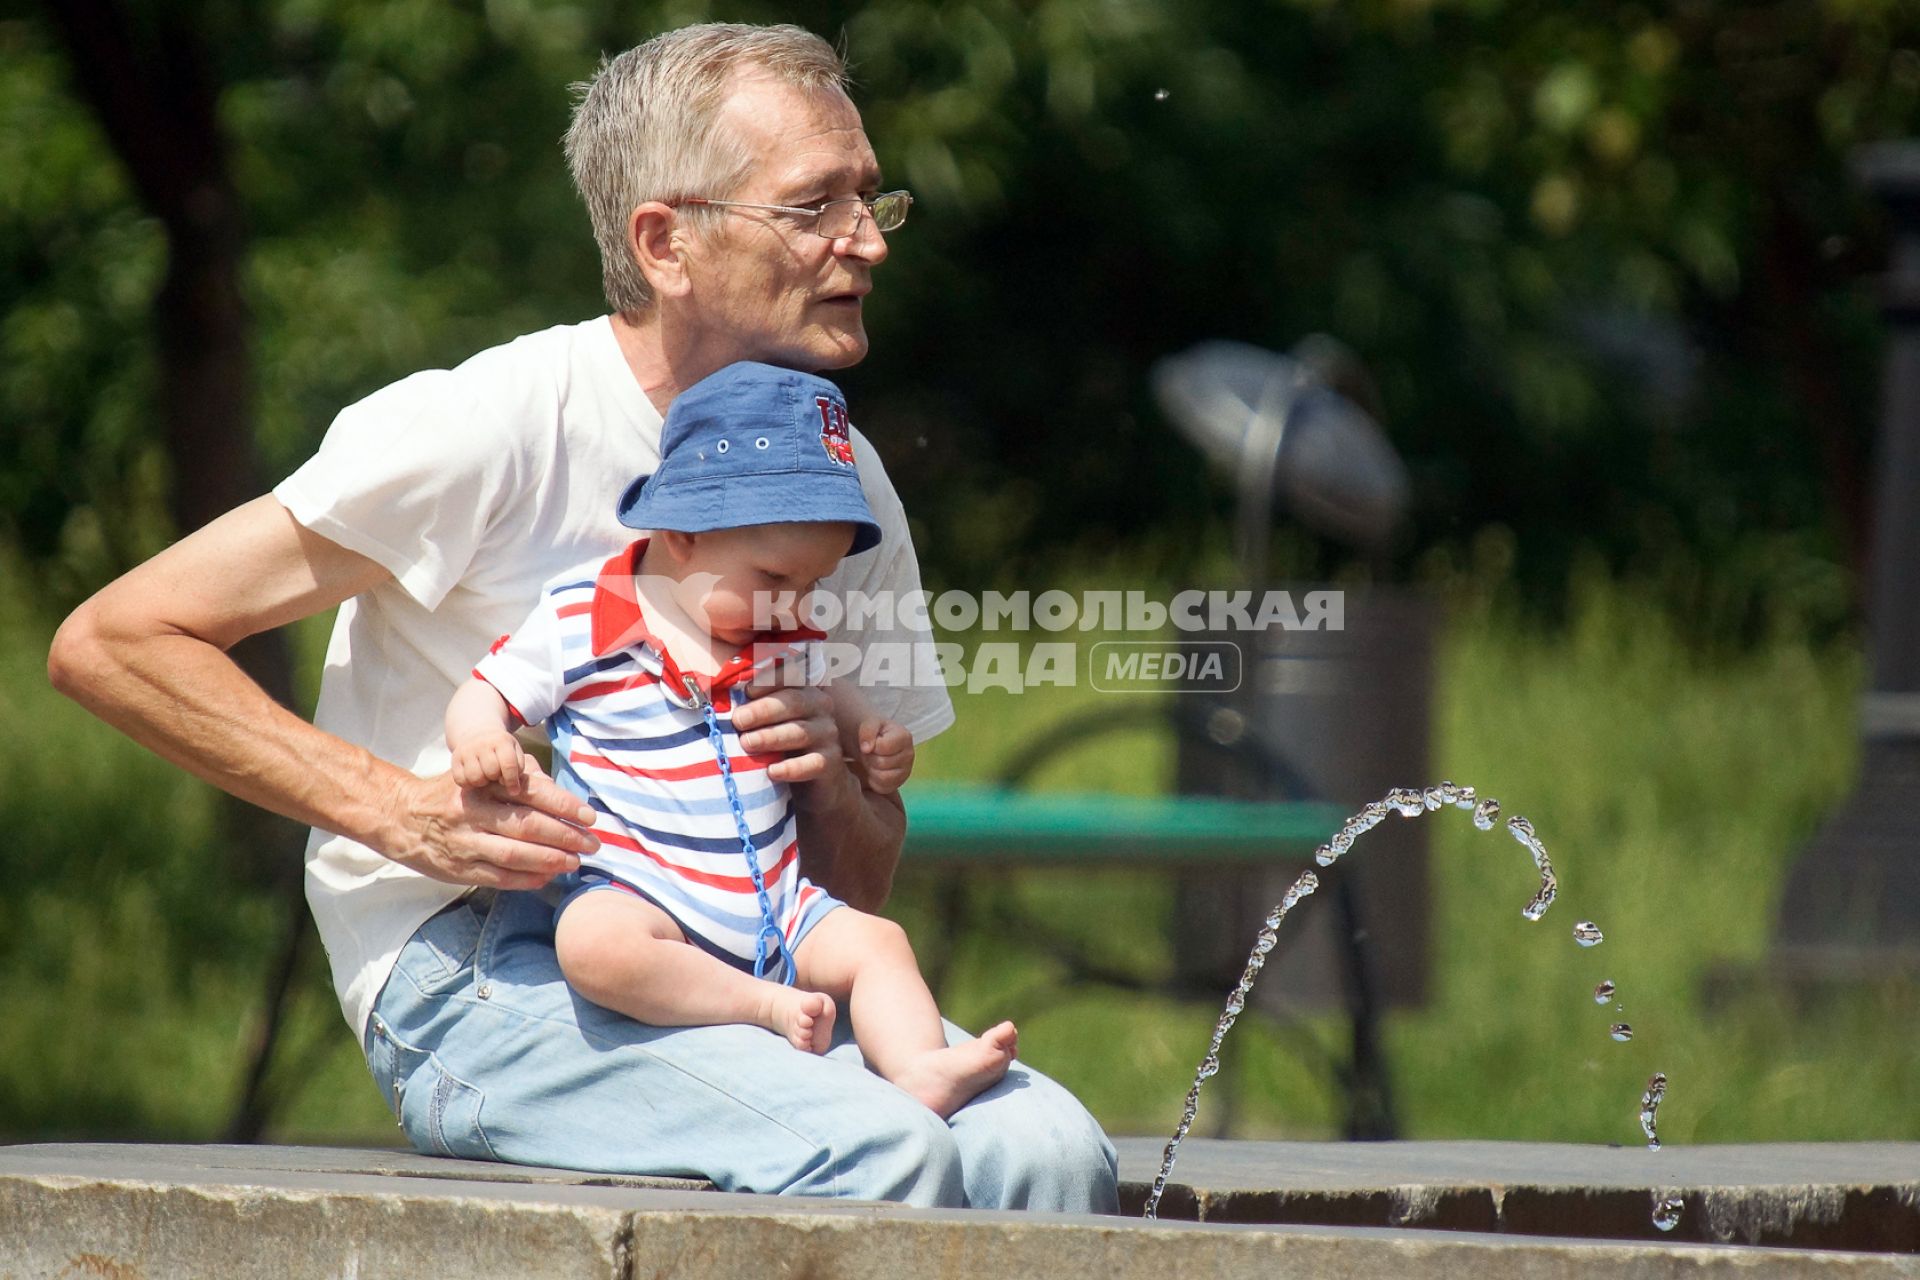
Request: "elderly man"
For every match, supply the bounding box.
[49,23,1118,1210]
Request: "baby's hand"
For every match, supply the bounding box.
[450,730,531,794]
[858,718,915,794]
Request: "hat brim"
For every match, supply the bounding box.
[617,473,882,555]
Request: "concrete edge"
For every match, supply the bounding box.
[5,1165,1920,1280]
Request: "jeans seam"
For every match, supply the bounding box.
[470,887,504,983]
[429,1056,502,1161]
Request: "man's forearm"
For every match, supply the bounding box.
[794,762,906,911]
[49,496,591,890]
[51,617,415,851]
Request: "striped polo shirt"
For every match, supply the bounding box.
[474,539,842,976]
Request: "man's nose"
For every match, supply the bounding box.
[834,205,889,264]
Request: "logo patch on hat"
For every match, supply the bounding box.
[816,396,857,467]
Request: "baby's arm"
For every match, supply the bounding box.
[828,681,915,795]
[446,679,532,794]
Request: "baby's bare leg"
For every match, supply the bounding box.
[556,890,834,1053]
[794,909,1016,1118]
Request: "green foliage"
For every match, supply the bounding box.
[0,22,168,596]
[4,0,1918,624]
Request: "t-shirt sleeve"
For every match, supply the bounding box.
[832,429,956,744]
[471,596,567,729]
[273,369,522,611]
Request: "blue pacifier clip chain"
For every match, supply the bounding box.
[684,675,793,983]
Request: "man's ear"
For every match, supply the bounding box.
[629,202,693,300]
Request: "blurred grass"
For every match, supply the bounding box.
[0,561,1911,1148]
[0,567,395,1144]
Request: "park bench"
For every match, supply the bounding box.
[899,781,1402,1137]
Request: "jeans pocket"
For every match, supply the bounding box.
[376,1020,500,1161]
[395,894,488,998]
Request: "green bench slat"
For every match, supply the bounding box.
[901,782,1347,865]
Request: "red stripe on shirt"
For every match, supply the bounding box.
[785,884,821,938]
[593,827,799,893]
[570,750,780,782]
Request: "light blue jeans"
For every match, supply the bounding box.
[363,888,1120,1210]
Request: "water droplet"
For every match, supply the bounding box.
[1652,1192,1683,1232]
[1154,87,1170,100]
[1473,797,1501,830]
[1422,786,1446,811]
[1573,921,1604,947]
[1593,980,1616,1003]
[1314,843,1336,866]
[1640,1071,1667,1150]
[1610,1023,1633,1042]
[1197,1056,1219,1080]
[1224,993,1245,1016]
[1331,830,1355,854]
[1253,933,1277,955]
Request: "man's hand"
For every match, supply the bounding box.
[734,668,904,909]
[384,760,597,890]
[733,681,842,783]
[857,718,914,794]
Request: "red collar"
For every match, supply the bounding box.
[588,539,827,698]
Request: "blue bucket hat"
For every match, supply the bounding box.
[617,362,882,555]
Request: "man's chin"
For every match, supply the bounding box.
[746,325,869,374]
[813,325,869,370]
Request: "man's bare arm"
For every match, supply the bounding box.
[792,766,906,910]
[48,495,596,888]
[732,683,905,910]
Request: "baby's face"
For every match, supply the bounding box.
[672,521,856,645]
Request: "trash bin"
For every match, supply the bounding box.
[1171,587,1435,1015]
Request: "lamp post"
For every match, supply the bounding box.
[1774,142,1920,974]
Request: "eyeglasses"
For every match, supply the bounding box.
[672,190,913,239]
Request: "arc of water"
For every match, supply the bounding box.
[1141,781,1565,1220]
[1139,870,1319,1219]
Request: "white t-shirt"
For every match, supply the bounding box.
[274,316,954,1040]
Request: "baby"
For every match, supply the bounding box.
[445,361,1016,1118]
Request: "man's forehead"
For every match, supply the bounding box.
[720,76,880,192]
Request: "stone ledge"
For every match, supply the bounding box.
[1116,1138,1920,1252]
[2,1141,1916,1279]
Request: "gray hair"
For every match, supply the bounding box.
[565,24,850,315]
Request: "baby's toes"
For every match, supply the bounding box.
[804,995,837,1053]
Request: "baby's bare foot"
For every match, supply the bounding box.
[890,1020,1018,1119]
[766,989,836,1054]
